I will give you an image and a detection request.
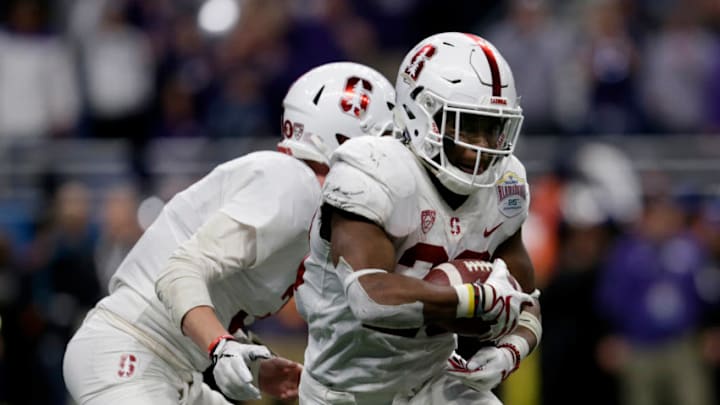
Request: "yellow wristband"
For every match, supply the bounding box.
[453,284,477,318]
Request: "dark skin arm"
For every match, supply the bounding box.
[492,227,541,348]
[328,204,541,342]
[328,206,460,322]
[492,227,535,293]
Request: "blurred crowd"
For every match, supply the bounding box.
[1,0,720,143]
[528,143,720,405]
[0,0,720,404]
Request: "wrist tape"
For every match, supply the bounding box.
[518,310,542,344]
[208,334,235,359]
[497,334,530,374]
[453,284,493,318]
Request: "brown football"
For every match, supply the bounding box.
[423,259,518,337]
[423,259,494,286]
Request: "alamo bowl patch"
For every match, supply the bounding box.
[496,171,527,218]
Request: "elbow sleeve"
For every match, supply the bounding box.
[155,211,257,331]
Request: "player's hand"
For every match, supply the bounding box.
[258,356,303,400]
[210,338,271,401]
[474,259,532,340]
[446,345,518,391]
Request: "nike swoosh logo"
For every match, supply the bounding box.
[483,222,503,237]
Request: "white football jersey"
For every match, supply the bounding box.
[97,151,320,371]
[295,136,530,394]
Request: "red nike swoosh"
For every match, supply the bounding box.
[483,222,504,237]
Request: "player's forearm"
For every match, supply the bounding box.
[357,272,459,320]
[493,230,536,290]
[156,260,215,331]
[503,298,542,355]
[182,305,231,351]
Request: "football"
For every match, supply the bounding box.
[423,259,519,337]
[423,259,495,286]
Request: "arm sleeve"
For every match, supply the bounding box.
[155,211,257,331]
[156,155,320,331]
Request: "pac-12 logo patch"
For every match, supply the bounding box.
[340,77,373,118]
[496,171,527,218]
[421,209,436,233]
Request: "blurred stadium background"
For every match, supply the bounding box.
[0,0,719,404]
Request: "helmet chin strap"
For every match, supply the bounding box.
[416,152,478,196]
[434,151,501,195]
[436,164,480,195]
[411,134,500,195]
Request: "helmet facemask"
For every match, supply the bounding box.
[411,89,523,194]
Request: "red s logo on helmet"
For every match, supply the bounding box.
[404,44,436,81]
[340,77,373,118]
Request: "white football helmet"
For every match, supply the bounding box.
[278,62,396,166]
[395,32,524,194]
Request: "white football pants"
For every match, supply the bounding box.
[63,310,230,405]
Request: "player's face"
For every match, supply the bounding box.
[440,112,504,174]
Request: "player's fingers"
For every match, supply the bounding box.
[233,363,254,384]
[492,258,507,270]
[279,387,300,400]
[248,346,272,360]
[236,382,261,399]
[467,348,496,369]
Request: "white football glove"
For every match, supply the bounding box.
[210,337,272,401]
[474,259,532,341]
[446,344,519,392]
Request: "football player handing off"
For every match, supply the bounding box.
[62,62,396,405]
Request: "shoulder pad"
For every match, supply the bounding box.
[325,137,420,237]
[221,151,321,231]
[331,137,418,201]
[501,155,528,180]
